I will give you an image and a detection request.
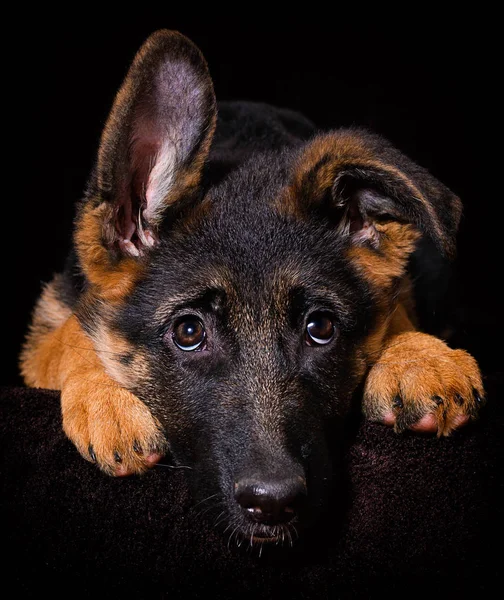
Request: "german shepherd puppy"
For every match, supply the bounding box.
[21,30,484,544]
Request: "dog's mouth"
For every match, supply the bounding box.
[228,521,301,550]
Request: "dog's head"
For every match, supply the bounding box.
[74,31,462,544]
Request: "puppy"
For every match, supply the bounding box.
[20,30,484,543]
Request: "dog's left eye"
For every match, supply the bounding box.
[172,317,206,351]
[305,313,336,346]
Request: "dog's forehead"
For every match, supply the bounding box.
[145,151,359,319]
[154,216,352,319]
[150,257,352,331]
[195,153,342,265]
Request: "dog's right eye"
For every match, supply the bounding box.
[305,312,336,346]
[172,317,206,351]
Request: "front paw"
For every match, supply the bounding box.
[61,375,167,475]
[363,332,485,436]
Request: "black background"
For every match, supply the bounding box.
[8,16,500,386]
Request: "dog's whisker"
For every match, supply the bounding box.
[291,524,299,541]
[227,525,240,551]
[54,338,126,359]
[61,374,128,390]
[286,526,294,548]
[190,493,225,520]
[154,462,192,470]
[53,339,101,370]
[195,501,225,520]
[212,510,226,528]
[191,492,221,510]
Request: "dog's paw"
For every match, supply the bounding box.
[61,374,167,476]
[363,332,485,436]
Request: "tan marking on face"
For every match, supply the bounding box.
[20,278,148,394]
[153,265,237,324]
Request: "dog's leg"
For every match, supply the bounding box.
[21,31,218,475]
[362,303,485,435]
[21,282,166,475]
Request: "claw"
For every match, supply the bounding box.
[88,445,97,462]
[473,389,485,405]
[392,395,403,409]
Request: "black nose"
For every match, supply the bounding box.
[234,476,307,525]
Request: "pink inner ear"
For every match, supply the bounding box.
[101,36,216,259]
[351,221,379,247]
[348,198,364,233]
[343,188,381,248]
[117,130,167,257]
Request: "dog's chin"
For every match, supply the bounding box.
[222,515,302,550]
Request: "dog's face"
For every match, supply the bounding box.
[108,156,379,539]
[74,31,461,542]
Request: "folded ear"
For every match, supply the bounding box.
[76,30,216,294]
[284,130,462,287]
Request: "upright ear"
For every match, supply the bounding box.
[76,30,216,294]
[284,130,462,287]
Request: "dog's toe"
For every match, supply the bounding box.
[62,378,167,476]
[363,332,484,436]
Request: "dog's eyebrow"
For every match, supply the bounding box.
[153,286,230,323]
[289,285,353,318]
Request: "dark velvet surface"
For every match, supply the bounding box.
[1,380,502,599]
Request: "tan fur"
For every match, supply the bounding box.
[363,307,484,436]
[345,217,484,436]
[20,276,72,386]
[74,204,145,302]
[282,132,444,247]
[346,211,484,436]
[91,326,150,391]
[347,222,421,290]
[22,311,166,474]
